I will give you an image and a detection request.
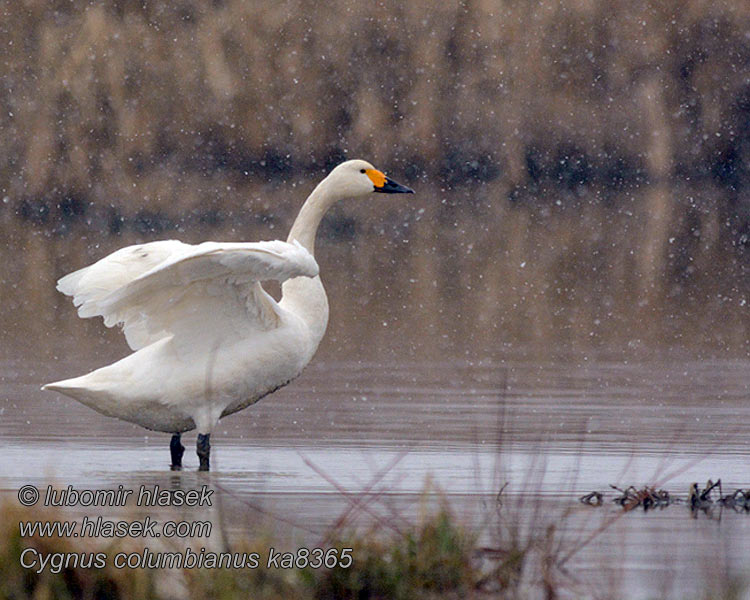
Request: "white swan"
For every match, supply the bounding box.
[42,159,413,470]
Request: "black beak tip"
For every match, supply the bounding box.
[376,178,415,194]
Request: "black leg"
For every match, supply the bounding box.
[197,433,211,471]
[170,433,185,471]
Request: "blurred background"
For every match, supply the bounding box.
[3,0,750,360]
[3,6,750,595]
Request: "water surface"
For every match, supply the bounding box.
[2,352,749,598]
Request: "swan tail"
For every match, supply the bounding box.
[41,375,95,396]
[41,374,119,417]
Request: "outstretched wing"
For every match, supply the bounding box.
[58,240,191,318]
[57,239,319,350]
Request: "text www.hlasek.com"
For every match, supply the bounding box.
[20,516,211,539]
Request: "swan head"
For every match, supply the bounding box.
[324,159,414,199]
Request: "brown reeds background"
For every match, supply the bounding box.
[2,0,750,356]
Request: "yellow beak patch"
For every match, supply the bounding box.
[365,169,387,188]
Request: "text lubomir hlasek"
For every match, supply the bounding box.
[43,485,213,507]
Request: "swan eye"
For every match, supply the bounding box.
[360,169,366,174]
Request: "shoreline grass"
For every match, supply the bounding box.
[3,481,747,600]
[0,500,489,600]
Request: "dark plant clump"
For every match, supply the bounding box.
[579,479,750,513]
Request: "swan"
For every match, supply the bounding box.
[42,159,413,470]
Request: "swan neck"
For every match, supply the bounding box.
[280,177,338,349]
[286,178,338,255]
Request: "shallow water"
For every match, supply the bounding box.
[2,202,750,597]
[2,351,749,598]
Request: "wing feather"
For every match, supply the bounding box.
[57,239,318,350]
[58,240,189,318]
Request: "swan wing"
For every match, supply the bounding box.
[57,240,192,318]
[89,240,318,350]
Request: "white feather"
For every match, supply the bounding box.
[57,239,318,350]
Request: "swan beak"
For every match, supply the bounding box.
[373,177,414,194]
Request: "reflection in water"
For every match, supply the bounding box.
[3,183,750,361]
[2,183,750,597]
[2,354,750,598]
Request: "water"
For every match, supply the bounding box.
[2,350,749,598]
[2,201,750,598]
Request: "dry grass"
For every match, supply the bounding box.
[3,1,750,355]
[1,0,750,202]
[0,497,525,600]
[3,1,750,354]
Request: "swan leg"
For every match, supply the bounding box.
[197,433,211,471]
[170,433,185,471]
